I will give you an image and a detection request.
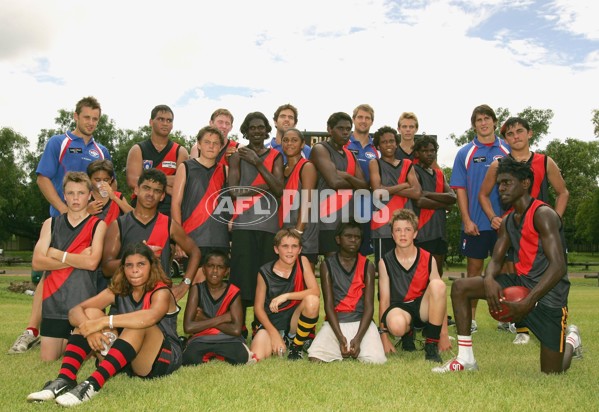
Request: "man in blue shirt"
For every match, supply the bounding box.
[346,104,378,256]
[36,96,113,217]
[449,104,510,332]
[265,103,310,163]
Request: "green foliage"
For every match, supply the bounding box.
[592,108,599,138]
[449,106,553,148]
[442,167,464,265]
[575,188,599,245]
[541,138,599,244]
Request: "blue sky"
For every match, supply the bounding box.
[0,0,598,167]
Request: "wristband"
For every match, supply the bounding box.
[293,228,304,234]
[378,327,389,335]
[62,252,67,263]
[109,315,114,330]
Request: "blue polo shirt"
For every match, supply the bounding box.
[449,136,510,231]
[346,133,379,182]
[36,131,113,217]
[265,136,311,164]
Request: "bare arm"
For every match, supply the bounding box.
[32,218,67,271]
[296,162,318,232]
[183,285,242,336]
[478,160,502,229]
[269,256,320,309]
[349,260,376,358]
[101,220,122,277]
[377,258,396,354]
[456,187,479,236]
[310,144,356,190]
[320,260,349,356]
[170,162,187,225]
[164,146,189,196]
[36,175,68,215]
[546,157,569,218]
[46,220,107,271]
[126,144,142,191]
[170,220,201,301]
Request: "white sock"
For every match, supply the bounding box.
[457,335,475,363]
[566,332,580,349]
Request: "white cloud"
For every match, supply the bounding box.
[0,0,598,169]
[549,0,599,40]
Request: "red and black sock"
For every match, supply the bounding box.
[58,334,92,382]
[88,339,136,391]
[425,323,442,345]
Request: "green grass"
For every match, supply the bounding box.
[1,274,598,411]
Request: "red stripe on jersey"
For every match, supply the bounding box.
[142,282,169,310]
[372,160,412,230]
[43,217,100,300]
[195,284,240,337]
[404,249,432,302]
[278,258,305,312]
[418,169,445,229]
[279,158,308,227]
[218,140,239,167]
[183,163,226,233]
[530,153,547,199]
[515,200,544,276]
[231,149,279,221]
[335,254,367,313]
[319,147,357,218]
[155,143,179,176]
[145,214,170,257]
[102,191,122,226]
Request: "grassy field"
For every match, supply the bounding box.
[1,272,598,412]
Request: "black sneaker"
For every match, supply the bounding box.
[424,343,443,363]
[55,380,98,407]
[400,333,416,352]
[27,377,77,402]
[287,343,304,360]
[302,326,317,352]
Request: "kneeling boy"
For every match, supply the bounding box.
[308,221,386,364]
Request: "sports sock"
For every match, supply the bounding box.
[58,334,92,381]
[424,323,442,344]
[566,331,580,349]
[456,334,475,363]
[26,327,39,337]
[293,314,318,346]
[88,339,136,391]
[515,322,529,334]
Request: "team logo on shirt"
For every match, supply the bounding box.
[89,149,100,158]
[473,157,487,163]
[365,152,377,159]
[161,161,177,169]
[143,160,154,169]
[493,155,505,161]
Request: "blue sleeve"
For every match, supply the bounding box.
[36,135,61,178]
[302,145,311,159]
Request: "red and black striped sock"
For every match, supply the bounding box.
[425,323,442,345]
[88,339,136,391]
[58,334,91,382]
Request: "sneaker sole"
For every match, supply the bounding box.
[8,339,40,355]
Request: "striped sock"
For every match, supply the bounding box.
[293,314,318,346]
[58,334,91,382]
[456,334,475,363]
[88,339,136,391]
[425,323,442,344]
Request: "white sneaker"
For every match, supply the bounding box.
[55,381,98,407]
[432,357,479,373]
[470,320,478,334]
[513,333,530,345]
[497,322,511,332]
[8,330,40,354]
[27,378,76,402]
[566,325,583,359]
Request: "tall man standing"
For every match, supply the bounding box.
[449,104,510,332]
[266,103,311,162]
[126,105,189,216]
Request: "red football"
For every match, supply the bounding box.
[489,286,530,322]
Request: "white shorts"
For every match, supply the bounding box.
[307,320,386,364]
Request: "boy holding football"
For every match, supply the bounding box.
[433,158,581,374]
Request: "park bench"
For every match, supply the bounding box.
[567,262,599,271]
[0,256,24,266]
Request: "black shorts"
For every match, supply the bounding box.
[257,307,296,334]
[129,336,182,379]
[415,238,448,256]
[41,318,73,339]
[230,230,277,303]
[318,230,338,255]
[373,237,396,265]
[380,296,426,330]
[495,274,568,352]
[460,230,497,259]
[182,338,250,366]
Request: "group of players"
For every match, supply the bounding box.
[11,97,582,406]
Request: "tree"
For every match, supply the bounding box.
[449,106,553,147]
[574,188,599,247]
[441,167,464,265]
[541,138,599,246]
[592,109,599,138]
[0,128,44,241]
